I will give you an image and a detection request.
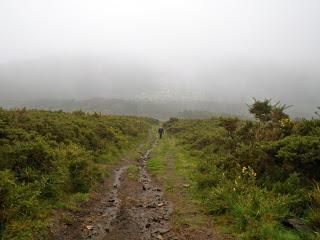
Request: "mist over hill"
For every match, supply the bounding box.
[1,97,317,120]
[0,57,159,100]
[0,57,319,119]
[0,97,246,120]
[1,0,320,119]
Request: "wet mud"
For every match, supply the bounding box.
[50,144,226,240]
[102,148,175,240]
[51,145,176,240]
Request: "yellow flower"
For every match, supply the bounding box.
[242,166,247,173]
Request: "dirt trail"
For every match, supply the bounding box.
[51,143,176,240]
[104,146,175,240]
[50,138,230,240]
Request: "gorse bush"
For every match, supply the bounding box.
[248,98,291,124]
[264,135,320,180]
[0,108,154,239]
[165,100,320,239]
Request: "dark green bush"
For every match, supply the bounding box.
[165,114,320,239]
[296,119,320,136]
[265,135,320,180]
[69,160,92,193]
[0,108,154,239]
[218,117,239,136]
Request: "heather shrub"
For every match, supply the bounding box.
[0,109,154,239]
[165,99,319,239]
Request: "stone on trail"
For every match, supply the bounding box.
[86,225,94,230]
[147,203,157,208]
[156,227,171,234]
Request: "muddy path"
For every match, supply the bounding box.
[103,147,175,240]
[50,142,176,240]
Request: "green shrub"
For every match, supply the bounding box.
[0,108,154,239]
[69,159,92,193]
[236,120,256,142]
[165,114,320,239]
[218,117,239,136]
[307,184,320,230]
[296,119,320,136]
[265,136,320,180]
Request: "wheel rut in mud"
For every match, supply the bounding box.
[83,145,176,240]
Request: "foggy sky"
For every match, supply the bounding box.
[0,0,320,108]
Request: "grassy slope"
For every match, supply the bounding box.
[147,135,225,236]
[0,108,156,239]
[163,117,320,240]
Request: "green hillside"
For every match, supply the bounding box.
[0,108,156,239]
[164,102,320,239]
[1,100,319,240]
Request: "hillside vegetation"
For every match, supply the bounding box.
[0,108,155,239]
[165,100,320,239]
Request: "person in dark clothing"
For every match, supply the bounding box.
[158,127,164,139]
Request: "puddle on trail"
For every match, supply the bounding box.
[83,166,128,239]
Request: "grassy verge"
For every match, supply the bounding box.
[147,136,215,232]
[164,117,320,240]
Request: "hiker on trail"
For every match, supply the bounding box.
[158,127,164,139]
